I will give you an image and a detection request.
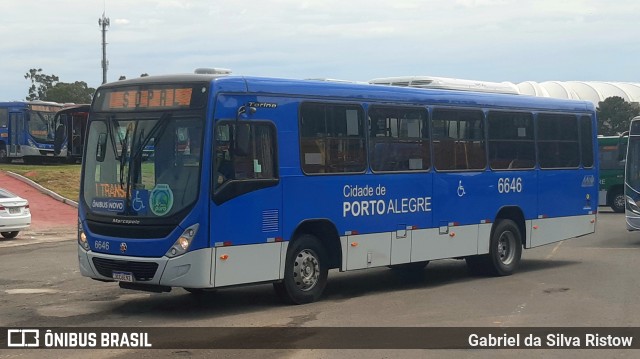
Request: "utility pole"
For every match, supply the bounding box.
[99,12,110,84]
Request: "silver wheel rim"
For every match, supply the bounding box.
[614,195,625,210]
[293,249,320,292]
[497,231,516,265]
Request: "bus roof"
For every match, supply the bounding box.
[96,74,596,113]
[55,104,91,115]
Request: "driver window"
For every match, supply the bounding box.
[214,122,277,188]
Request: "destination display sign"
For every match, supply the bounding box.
[104,87,194,110]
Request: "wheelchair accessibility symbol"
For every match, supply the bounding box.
[457,180,466,197]
[132,190,149,215]
[133,191,146,212]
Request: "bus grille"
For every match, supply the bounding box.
[92,258,159,281]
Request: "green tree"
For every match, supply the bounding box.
[46,81,95,104]
[597,96,640,135]
[24,68,59,101]
[24,68,95,103]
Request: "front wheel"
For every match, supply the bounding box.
[273,234,328,304]
[1,231,19,239]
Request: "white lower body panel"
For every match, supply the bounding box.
[530,214,596,247]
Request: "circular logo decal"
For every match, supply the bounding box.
[149,184,174,216]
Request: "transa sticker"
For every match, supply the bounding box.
[149,184,174,216]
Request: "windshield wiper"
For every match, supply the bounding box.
[106,116,121,160]
[119,123,133,189]
[131,113,172,160]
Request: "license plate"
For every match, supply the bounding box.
[112,271,134,282]
[8,207,20,214]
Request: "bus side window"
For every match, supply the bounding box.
[538,114,579,169]
[432,109,485,171]
[487,111,535,170]
[368,106,429,172]
[299,102,366,174]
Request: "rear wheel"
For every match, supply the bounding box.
[465,219,522,276]
[487,219,522,276]
[1,231,19,239]
[273,234,328,304]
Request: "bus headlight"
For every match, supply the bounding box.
[626,196,640,215]
[78,219,89,251]
[166,224,199,258]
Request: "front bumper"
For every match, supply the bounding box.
[78,245,214,289]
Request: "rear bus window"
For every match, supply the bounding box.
[537,114,579,169]
[580,116,594,168]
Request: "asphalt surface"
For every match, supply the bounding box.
[0,170,77,237]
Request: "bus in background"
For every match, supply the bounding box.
[0,101,64,163]
[77,74,597,304]
[598,135,628,212]
[625,116,640,230]
[53,104,90,163]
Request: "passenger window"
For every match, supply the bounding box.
[537,114,579,169]
[487,111,535,170]
[580,116,594,168]
[299,103,366,174]
[368,106,429,172]
[432,109,486,171]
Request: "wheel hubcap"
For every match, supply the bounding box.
[615,195,625,209]
[497,231,516,265]
[293,249,320,291]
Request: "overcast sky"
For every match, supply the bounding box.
[1,0,637,101]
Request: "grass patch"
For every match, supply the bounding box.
[0,163,81,201]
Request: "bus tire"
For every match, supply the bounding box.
[487,219,522,276]
[611,191,625,213]
[273,234,328,305]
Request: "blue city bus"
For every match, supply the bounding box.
[77,74,598,304]
[0,101,64,163]
[624,116,640,229]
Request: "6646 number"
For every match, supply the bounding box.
[497,177,522,194]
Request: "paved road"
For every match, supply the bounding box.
[0,169,638,357]
[1,207,640,358]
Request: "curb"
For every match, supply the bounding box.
[5,171,79,208]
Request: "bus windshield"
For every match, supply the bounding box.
[29,109,57,143]
[82,112,203,218]
[627,136,640,192]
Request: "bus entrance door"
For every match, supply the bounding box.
[8,113,23,158]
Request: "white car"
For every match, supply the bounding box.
[0,188,31,239]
